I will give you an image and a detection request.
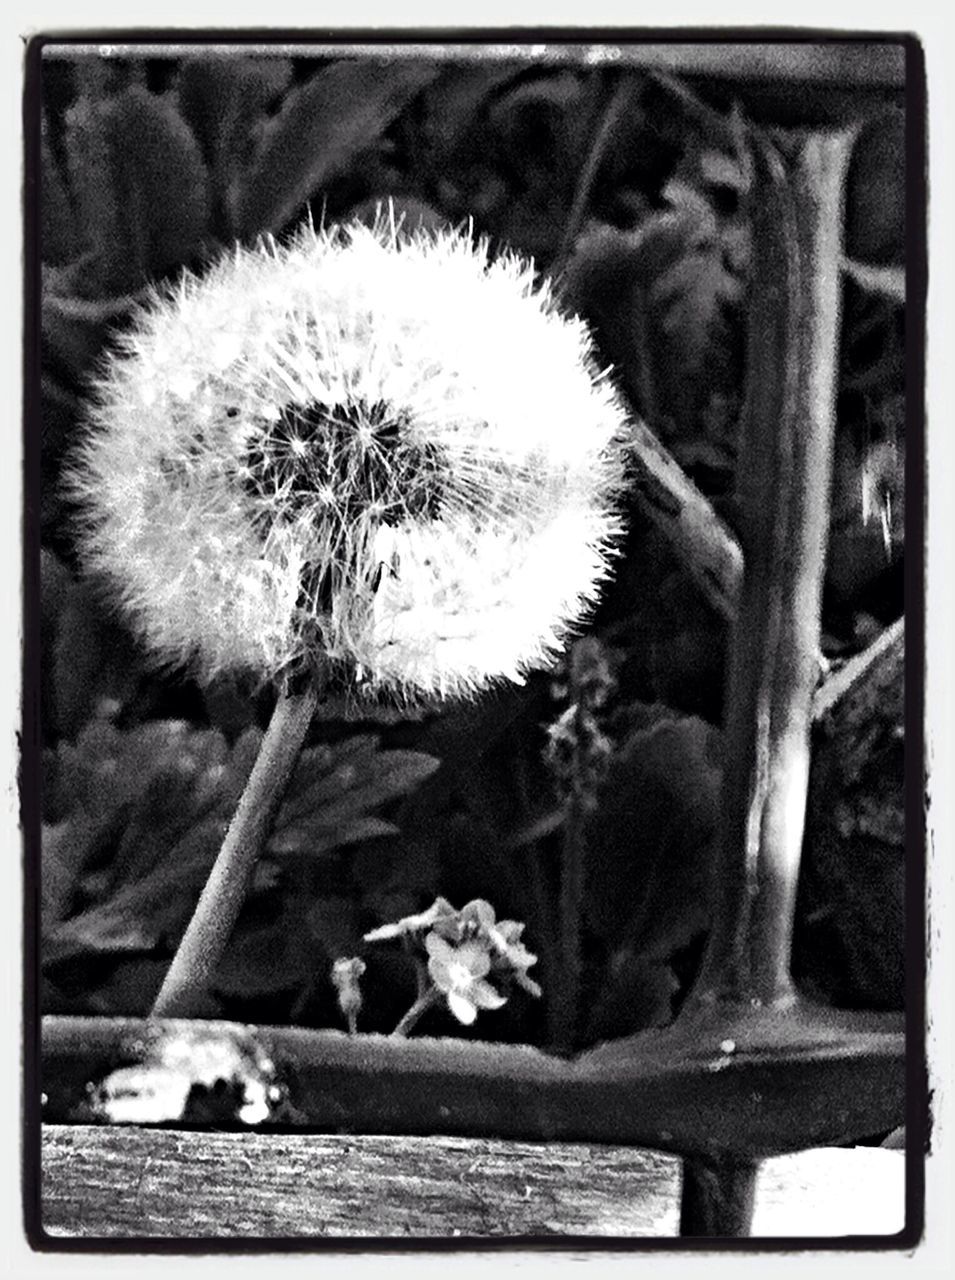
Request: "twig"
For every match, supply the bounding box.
[842,258,905,304]
[645,68,741,155]
[627,418,744,622]
[392,988,442,1038]
[811,616,904,724]
[151,674,323,1018]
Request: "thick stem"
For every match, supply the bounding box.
[151,677,322,1018]
[679,1155,759,1237]
[676,130,855,1241]
[689,129,856,1010]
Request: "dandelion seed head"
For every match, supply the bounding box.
[68,214,630,700]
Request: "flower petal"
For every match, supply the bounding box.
[424,932,455,964]
[364,896,457,942]
[469,979,508,1011]
[447,992,478,1025]
[455,940,492,978]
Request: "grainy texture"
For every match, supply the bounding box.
[39,1127,905,1241]
[798,619,905,1008]
[42,1011,906,1158]
[41,1127,681,1238]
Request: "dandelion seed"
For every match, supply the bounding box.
[68,214,630,700]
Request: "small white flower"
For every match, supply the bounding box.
[424,933,507,1026]
[69,214,629,700]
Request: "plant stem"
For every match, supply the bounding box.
[677,127,856,1239]
[391,987,442,1038]
[688,128,856,1011]
[151,675,323,1018]
[680,1155,759,1237]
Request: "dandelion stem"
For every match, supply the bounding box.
[151,674,323,1018]
[391,986,442,1038]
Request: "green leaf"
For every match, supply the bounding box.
[63,85,211,292]
[562,209,743,441]
[233,59,439,237]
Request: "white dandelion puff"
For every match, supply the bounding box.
[68,214,630,701]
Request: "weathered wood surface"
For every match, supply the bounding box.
[39,1126,905,1241]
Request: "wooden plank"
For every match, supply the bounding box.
[38,1126,905,1241]
[41,1127,681,1239]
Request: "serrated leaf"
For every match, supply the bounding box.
[649,197,741,382]
[661,178,718,230]
[296,750,441,833]
[63,85,211,292]
[274,744,438,839]
[233,59,439,237]
[487,69,588,169]
[275,735,380,830]
[270,815,399,857]
[699,148,750,193]
[45,817,225,965]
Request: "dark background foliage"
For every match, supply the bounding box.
[37,47,906,1048]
